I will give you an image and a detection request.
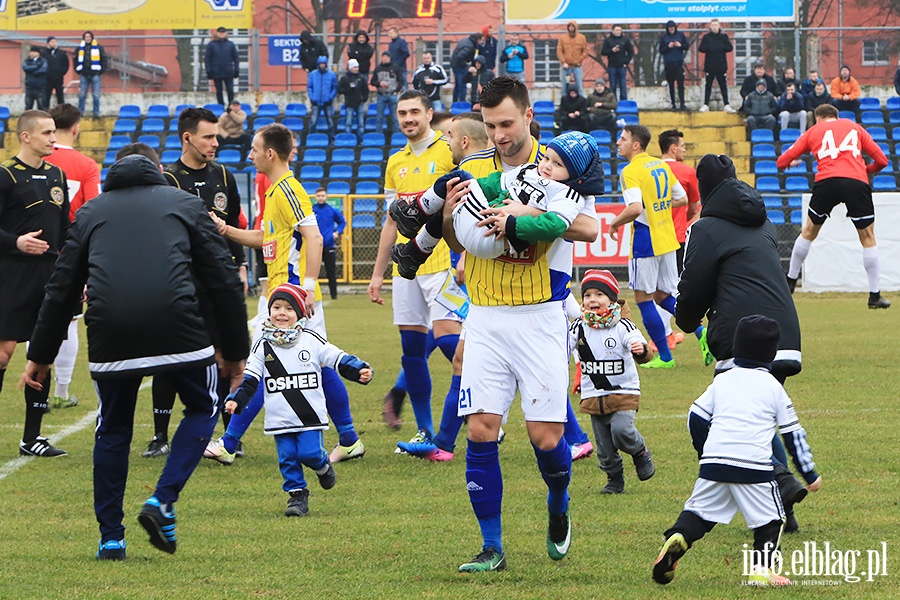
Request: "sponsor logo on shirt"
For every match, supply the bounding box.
[266,373,320,392]
[262,240,277,262]
[581,360,625,376]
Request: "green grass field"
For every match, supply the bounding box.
[0,291,897,599]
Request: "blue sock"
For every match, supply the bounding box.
[658,294,677,317]
[563,399,590,445]
[322,367,358,446]
[223,381,264,451]
[393,369,407,395]
[466,439,503,553]
[435,334,459,363]
[771,434,788,467]
[533,437,572,515]
[400,330,433,438]
[433,375,463,452]
[694,325,704,340]
[638,300,672,362]
[425,329,436,358]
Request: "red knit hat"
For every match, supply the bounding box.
[581,269,619,303]
[268,284,309,319]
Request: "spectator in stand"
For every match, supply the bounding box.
[831,65,861,113]
[478,25,498,71]
[586,77,619,137]
[23,46,48,111]
[499,32,529,83]
[372,52,402,133]
[601,25,634,101]
[557,83,590,133]
[42,36,68,108]
[205,27,240,106]
[338,58,369,138]
[743,79,778,133]
[894,65,900,97]
[387,27,411,90]
[776,67,799,97]
[308,56,337,134]
[805,80,833,124]
[313,188,345,301]
[658,21,689,111]
[740,63,778,102]
[299,30,328,72]
[412,52,449,111]
[347,30,374,76]
[451,32,483,103]
[698,19,735,113]
[216,100,251,157]
[431,110,454,134]
[464,55,495,108]
[74,31,106,118]
[557,21,588,92]
[778,82,807,132]
[800,69,824,97]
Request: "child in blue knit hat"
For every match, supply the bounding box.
[390,130,605,278]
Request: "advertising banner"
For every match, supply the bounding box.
[572,203,632,267]
[4,0,252,30]
[506,0,795,24]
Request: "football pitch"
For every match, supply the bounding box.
[0,291,897,599]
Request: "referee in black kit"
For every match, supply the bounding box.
[0,110,69,457]
[21,144,248,559]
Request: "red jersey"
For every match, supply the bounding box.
[254,172,269,230]
[776,118,888,183]
[47,145,102,221]
[665,158,701,243]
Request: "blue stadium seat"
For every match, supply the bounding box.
[362,133,385,147]
[754,160,778,175]
[838,110,856,121]
[169,119,180,132]
[253,117,275,131]
[334,133,357,147]
[141,118,165,133]
[590,129,612,145]
[390,132,407,146]
[257,103,280,117]
[161,150,180,164]
[0,122,4,134]
[204,103,225,117]
[450,101,473,114]
[890,127,900,141]
[174,104,194,115]
[389,146,405,156]
[327,181,352,195]
[617,100,638,114]
[112,119,137,134]
[300,165,325,179]
[354,198,379,212]
[331,148,355,163]
[618,114,639,126]
[785,176,809,192]
[617,163,627,178]
[146,105,169,119]
[756,176,781,192]
[285,103,308,117]
[360,148,384,162]
[355,181,381,195]
[763,196,783,209]
[767,210,785,224]
[533,100,555,115]
[241,103,253,116]
[604,179,613,194]
[103,151,118,165]
[861,111,884,124]
[108,135,131,149]
[353,214,376,228]
[282,117,305,132]
[779,129,801,143]
[877,142,890,155]
[535,115,555,130]
[888,97,900,111]
[0,106,10,120]
[597,146,611,159]
[118,105,141,119]
[302,149,327,163]
[358,164,382,179]
[306,133,330,147]
[329,165,354,179]
[868,127,887,141]
[165,135,180,149]
[787,196,802,208]
[751,129,774,143]
[137,135,160,149]
[872,175,896,191]
[301,181,321,195]
[859,98,881,111]
[218,149,242,165]
[784,161,808,174]
[366,104,379,117]
[539,130,555,144]
[790,210,804,224]
[752,143,776,158]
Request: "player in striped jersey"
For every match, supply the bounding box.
[209,124,365,464]
[610,125,687,369]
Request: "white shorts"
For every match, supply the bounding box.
[628,252,678,295]
[392,272,464,328]
[683,478,785,529]
[459,301,569,423]
[452,189,506,259]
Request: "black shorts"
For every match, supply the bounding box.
[0,259,54,342]
[808,177,874,229]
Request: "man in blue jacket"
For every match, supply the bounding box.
[499,32,528,83]
[308,56,337,134]
[205,27,240,106]
[23,46,48,110]
[388,27,411,91]
[659,20,689,111]
[313,187,346,299]
[777,82,807,132]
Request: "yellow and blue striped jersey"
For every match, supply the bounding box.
[620,152,680,258]
[457,137,544,179]
[262,172,322,300]
[385,131,455,276]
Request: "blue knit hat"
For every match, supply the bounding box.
[547,131,599,182]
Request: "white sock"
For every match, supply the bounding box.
[257,295,268,319]
[414,228,440,254]
[418,187,446,216]
[863,246,880,293]
[788,236,812,279]
[53,320,79,397]
[656,304,673,336]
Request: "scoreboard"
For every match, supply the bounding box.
[322,0,442,19]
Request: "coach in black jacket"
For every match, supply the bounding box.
[23,149,248,558]
[675,154,801,382]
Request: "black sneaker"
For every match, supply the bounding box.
[317,461,336,490]
[786,275,798,294]
[653,532,688,584]
[547,508,572,560]
[633,447,656,481]
[390,242,429,280]
[600,473,625,494]
[784,509,800,533]
[868,293,891,309]
[285,489,309,517]
[142,435,169,458]
[137,496,177,554]
[96,539,127,561]
[234,441,246,458]
[19,437,67,457]
[388,194,430,239]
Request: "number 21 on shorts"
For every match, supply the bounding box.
[459,387,473,410]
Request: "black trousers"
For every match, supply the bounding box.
[322,245,338,299]
[45,79,64,107]
[216,133,251,158]
[24,87,46,110]
[704,72,729,105]
[664,61,685,107]
[213,78,235,106]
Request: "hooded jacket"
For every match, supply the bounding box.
[743,81,778,117]
[830,74,860,100]
[601,32,634,68]
[371,59,403,95]
[464,56,495,103]
[338,69,370,108]
[23,55,48,88]
[805,87,832,111]
[347,31,374,74]
[698,29,732,74]
[741,72,778,99]
[451,34,481,69]
[26,156,249,379]
[676,178,801,378]
[205,36,239,80]
[477,27,498,70]
[558,84,588,119]
[658,21,689,63]
[299,31,328,72]
[307,58,337,105]
[557,21,588,67]
[587,86,618,118]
